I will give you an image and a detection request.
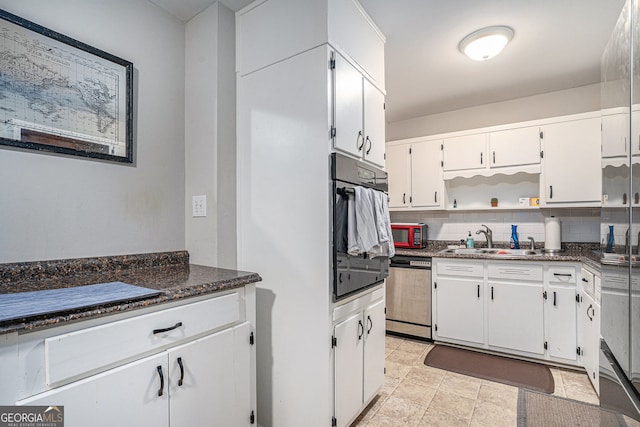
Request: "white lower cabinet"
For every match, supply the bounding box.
[19,353,169,427]
[581,289,600,394]
[333,288,385,427]
[8,288,256,427]
[434,276,484,345]
[488,281,544,355]
[168,323,252,426]
[433,259,583,366]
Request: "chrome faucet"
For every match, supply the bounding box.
[476,224,493,248]
[527,236,536,250]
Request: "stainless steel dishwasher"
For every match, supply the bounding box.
[386,255,432,340]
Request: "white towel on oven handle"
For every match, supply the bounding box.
[351,186,378,255]
[347,186,394,258]
[375,189,395,258]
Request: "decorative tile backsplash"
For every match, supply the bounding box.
[390,209,601,245]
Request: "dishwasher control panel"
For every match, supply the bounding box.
[409,260,431,268]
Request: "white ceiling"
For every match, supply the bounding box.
[148,0,626,124]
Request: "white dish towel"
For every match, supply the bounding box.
[347,186,394,258]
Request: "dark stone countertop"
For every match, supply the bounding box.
[393,241,603,272]
[0,251,261,335]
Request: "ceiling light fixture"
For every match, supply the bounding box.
[459,26,514,61]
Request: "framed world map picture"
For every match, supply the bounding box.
[0,9,133,163]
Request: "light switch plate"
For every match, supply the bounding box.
[192,195,206,217]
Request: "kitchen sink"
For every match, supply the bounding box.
[601,252,638,261]
[438,248,543,257]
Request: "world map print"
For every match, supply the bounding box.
[0,18,127,157]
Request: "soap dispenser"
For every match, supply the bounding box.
[466,231,475,248]
[510,225,520,249]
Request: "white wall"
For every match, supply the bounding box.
[185,3,237,268]
[0,0,186,262]
[387,83,601,141]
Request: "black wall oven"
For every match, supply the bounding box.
[331,153,389,300]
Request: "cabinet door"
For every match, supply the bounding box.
[546,286,578,361]
[442,133,487,172]
[334,312,365,427]
[434,277,484,345]
[386,144,411,208]
[363,299,385,403]
[602,114,629,158]
[169,323,251,427]
[489,126,541,167]
[363,80,386,167]
[334,53,364,159]
[488,282,544,354]
[541,118,602,205]
[18,353,169,427]
[411,140,444,208]
[581,292,600,393]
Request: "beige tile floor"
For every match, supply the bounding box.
[351,335,603,427]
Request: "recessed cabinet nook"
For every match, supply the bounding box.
[387,111,602,211]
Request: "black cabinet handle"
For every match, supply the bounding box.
[491,286,494,300]
[338,273,342,283]
[480,152,483,164]
[367,315,373,334]
[177,357,184,387]
[587,304,593,321]
[435,191,438,203]
[365,136,372,154]
[550,185,553,199]
[357,131,364,151]
[358,320,364,340]
[553,291,557,306]
[403,193,406,204]
[553,273,572,277]
[477,284,480,298]
[493,151,495,163]
[153,322,183,335]
[582,277,588,283]
[156,365,164,397]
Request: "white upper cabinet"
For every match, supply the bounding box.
[411,140,444,208]
[602,113,629,158]
[442,134,487,172]
[488,126,541,168]
[442,127,540,177]
[334,53,365,159]
[363,80,386,166]
[386,139,444,210]
[333,52,385,168]
[386,143,411,208]
[237,0,385,90]
[540,117,602,206]
[327,0,385,88]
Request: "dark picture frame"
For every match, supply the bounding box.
[0,9,133,163]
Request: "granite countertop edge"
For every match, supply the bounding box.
[394,247,602,271]
[0,251,262,335]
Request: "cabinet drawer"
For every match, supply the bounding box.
[45,291,242,386]
[547,266,577,284]
[581,268,595,297]
[435,260,483,277]
[488,263,543,281]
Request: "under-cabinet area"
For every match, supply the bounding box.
[432,258,599,374]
